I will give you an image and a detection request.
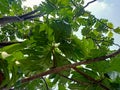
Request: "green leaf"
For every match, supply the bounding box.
[89,48,108,58]
[1,43,25,54]
[50,19,71,42]
[108,54,120,72]
[107,22,114,29]
[59,36,86,60]
[71,71,89,82]
[68,84,85,89]
[0,60,10,88]
[114,27,120,34]
[108,31,113,38]
[58,84,66,90]
[86,60,109,74]
[82,27,91,36]
[12,51,24,60]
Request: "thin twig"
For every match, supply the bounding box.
[58,73,89,86]
[71,0,78,8]
[23,12,45,21]
[90,37,120,48]
[72,0,97,20]
[19,9,39,19]
[41,77,49,90]
[83,0,97,9]
[73,67,110,90]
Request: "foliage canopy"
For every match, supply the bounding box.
[0,0,120,90]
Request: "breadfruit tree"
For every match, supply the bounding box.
[0,0,120,90]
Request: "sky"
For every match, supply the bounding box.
[85,0,120,27]
[23,0,120,49]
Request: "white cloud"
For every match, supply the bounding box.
[84,0,115,21]
[85,0,109,13]
[22,0,44,7]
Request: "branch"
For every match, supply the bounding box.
[58,73,89,86]
[72,0,97,20]
[73,67,110,90]
[19,9,39,19]
[83,0,97,9]
[21,48,120,83]
[0,42,22,48]
[23,13,45,21]
[0,8,45,26]
[0,16,21,26]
